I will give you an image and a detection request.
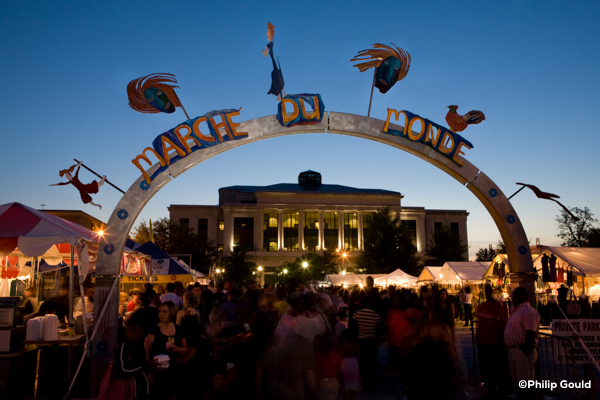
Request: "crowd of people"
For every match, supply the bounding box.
[96,278,540,400]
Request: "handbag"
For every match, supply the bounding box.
[98,360,137,400]
[566,293,580,316]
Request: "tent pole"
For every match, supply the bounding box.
[69,246,74,327]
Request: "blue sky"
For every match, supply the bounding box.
[1,1,599,260]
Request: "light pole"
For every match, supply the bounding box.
[258,266,263,287]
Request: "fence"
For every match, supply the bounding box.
[469,322,581,399]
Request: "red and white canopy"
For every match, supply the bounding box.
[0,202,100,258]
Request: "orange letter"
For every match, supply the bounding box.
[424,123,443,148]
[174,124,202,153]
[452,141,472,166]
[300,97,320,120]
[192,117,216,143]
[160,136,187,164]
[407,117,426,142]
[438,132,456,155]
[281,98,299,124]
[132,147,165,184]
[383,109,409,136]
[209,114,230,142]
[225,108,248,138]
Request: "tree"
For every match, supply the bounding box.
[355,207,419,275]
[585,227,600,247]
[496,240,506,254]
[131,218,218,273]
[274,249,339,282]
[425,224,468,265]
[220,246,257,286]
[475,247,496,262]
[556,207,599,247]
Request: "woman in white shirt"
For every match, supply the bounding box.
[463,286,473,327]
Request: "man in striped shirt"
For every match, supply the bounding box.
[504,286,540,399]
[351,293,383,392]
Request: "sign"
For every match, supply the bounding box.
[152,274,192,284]
[121,275,152,283]
[552,319,600,364]
[277,94,325,127]
[133,108,247,184]
[383,109,473,166]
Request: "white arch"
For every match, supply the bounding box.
[96,111,533,276]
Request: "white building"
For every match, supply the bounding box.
[169,171,468,283]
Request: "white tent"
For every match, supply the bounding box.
[435,262,488,285]
[374,269,418,286]
[417,266,442,283]
[325,274,386,286]
[533,247,600,277]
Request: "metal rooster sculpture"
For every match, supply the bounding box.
[445,105,485,133]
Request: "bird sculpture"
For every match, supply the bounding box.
[445,105,485,133]
[515,183,580,221]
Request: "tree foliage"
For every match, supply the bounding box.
[556,207,599,247]
[475,247,496,262]
[131,218,218,273]
[220,246,257,286]
[355,207,419,275]
[274,249,339,282]
[425,224,467,265]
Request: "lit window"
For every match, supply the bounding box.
[219,221,224,231]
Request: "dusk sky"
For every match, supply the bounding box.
[1,1,599,260]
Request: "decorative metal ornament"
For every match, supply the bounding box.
[351,43,411,94]
[127,73,183,114]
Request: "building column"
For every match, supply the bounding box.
[298,211,304,251]
[338,211,344,250]
[416,215,426,253]
[318,210,324,250]
[255,209,263,252]
[357,211,364,250]
[223,208,233,255]
[278,209,283,250]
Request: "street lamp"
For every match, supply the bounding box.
[257,266,263,286]
[302,261,308,268]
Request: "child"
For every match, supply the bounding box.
[99,318,149,399]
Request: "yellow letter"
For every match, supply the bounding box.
[192,117,216,143]
[209,114,231,142]
[407,117,426,142]
[424,124,443,148]
[383,109,409,136]
[281,98,299,124]
[174,124,202,153]
[300,97,320,120]
[438,132,456,155]
[452,141,472,166]
[225,108,248,138]
[132,147,166,184]
[160,136,187,164]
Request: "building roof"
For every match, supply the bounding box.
[220,183,401,196]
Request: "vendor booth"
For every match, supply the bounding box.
[435,261,488,292]
[374,268,418,287]
[417,266,442,283]
[325,273,386,287]
[532,247,600,297]
[132,241,200,288]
